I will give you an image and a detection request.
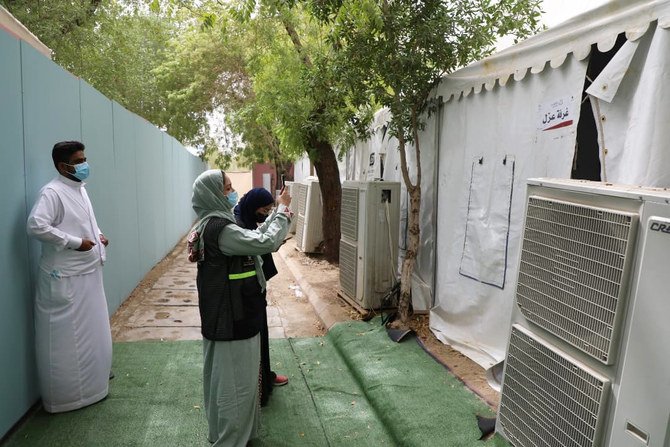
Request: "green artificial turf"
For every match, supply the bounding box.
[4,320,510,447]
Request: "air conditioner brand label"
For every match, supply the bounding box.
[650,221,670,234]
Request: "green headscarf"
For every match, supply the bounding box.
[187,169,235,262]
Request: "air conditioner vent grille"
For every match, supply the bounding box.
[339,239,357,299]
[295,214,305,248]
[341,187,359,241]
[296,184,308,215]
[499,325,609,447]
[294,184,308,249]
[516,196,636,363]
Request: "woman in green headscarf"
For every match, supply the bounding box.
[189,169,292,447]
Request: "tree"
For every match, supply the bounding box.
[229,0,358,263]
[318,0,542,324]
[2,0,181,125]
[157,1,357,262]
[0,0,103,46]
[153,10,296,184]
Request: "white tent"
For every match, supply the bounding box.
[347,0,670,370]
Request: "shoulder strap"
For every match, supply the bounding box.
[203,217,233,260]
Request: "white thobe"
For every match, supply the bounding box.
[27,175,112,413]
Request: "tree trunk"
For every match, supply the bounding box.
[309,138,341,264]
[396,110,423,326]
[398,184,421,325]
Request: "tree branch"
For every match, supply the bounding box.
[281,17,312,68]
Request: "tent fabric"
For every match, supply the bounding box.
[431,55,588,368]
[429,0,670,369]
[588,23,670,186]
[438,0,670,102]
[345,0,670,367]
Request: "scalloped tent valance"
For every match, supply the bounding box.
[437,0,670,102]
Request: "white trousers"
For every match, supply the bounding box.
[34,268,112,413]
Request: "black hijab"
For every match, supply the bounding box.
[234,187,279,280]
[234,187,275,230]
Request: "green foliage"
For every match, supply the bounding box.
[154,23,236,147]
[2,0,181,126]
[152,9,289,167]
[154,1,355,168]
[1,0,102,47]
[237,2,356,158]
[324,0,543,145]
[3,0,542,173]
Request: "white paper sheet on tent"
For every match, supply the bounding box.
[430,56,588,369]
[588,22,670,187]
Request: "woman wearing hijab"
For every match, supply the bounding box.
[188,170,292,447]
[234,188,289,407]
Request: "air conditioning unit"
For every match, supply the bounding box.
[497,178,670,447]
[339,180,400,310]
[284,181,297,234]
[294,177,323,253]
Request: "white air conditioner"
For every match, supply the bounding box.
[497,178,670,447]
[284,181,297,234]
[339,180,400,310]
[294,177,323,253]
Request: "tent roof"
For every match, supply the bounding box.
[438,0,670,101]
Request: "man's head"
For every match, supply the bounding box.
[52,141,88,181]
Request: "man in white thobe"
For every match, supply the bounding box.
[27,141,112,413]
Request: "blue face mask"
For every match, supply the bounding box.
[226,190,238,206]
[67,162,90,181]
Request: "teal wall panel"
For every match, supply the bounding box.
[80,81,122,314]
[171,138,188,239]
[21,41,82,207]
[135,119,165,272]
[21,41,82,278]
[111,102,143,302]
[162,134,174,249]
[1,28,205,438]
[0,31,39,440]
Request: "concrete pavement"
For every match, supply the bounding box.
[111,236,351,342]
